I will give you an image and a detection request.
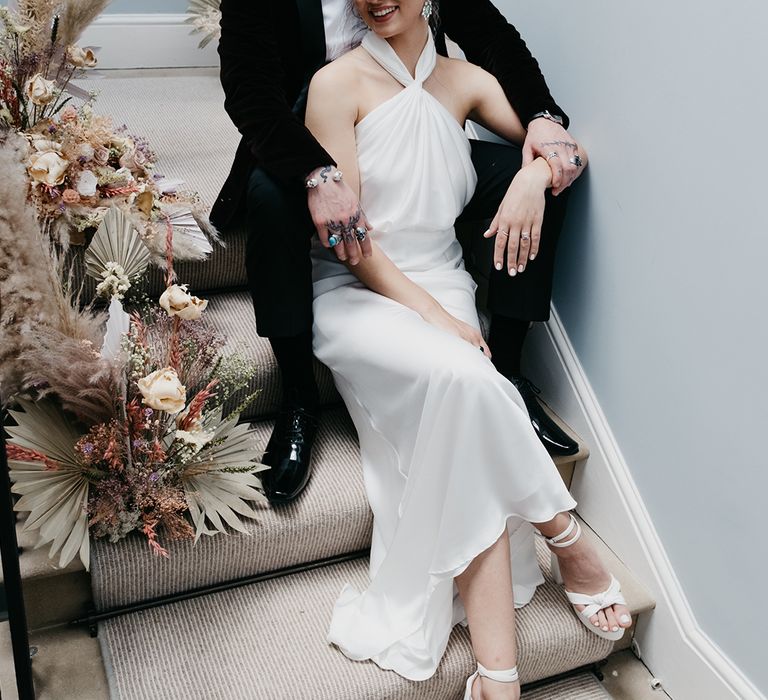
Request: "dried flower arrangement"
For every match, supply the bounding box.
[1,0,219,257]
[2,130,265,570]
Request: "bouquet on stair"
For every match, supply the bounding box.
[1,134,270,571]
[1,1,218,258]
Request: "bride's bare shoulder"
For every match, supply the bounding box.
[310,47,370,93]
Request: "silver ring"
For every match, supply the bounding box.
[521,232,530,241]
[355,226,367,241]
[569,155,583,167]
[328,235,340,247]
[546,151,560,161]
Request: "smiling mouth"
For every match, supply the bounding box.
[369,5,398,20]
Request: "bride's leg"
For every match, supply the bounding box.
[455,525,521,700]
[534,513,632,634]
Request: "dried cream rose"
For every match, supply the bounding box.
[137,367,186,414]
[33,138,63,152]
[66,45,97,68]
[76,169,98,197]
[119,147,148,173]
[25,73,56,105]
[93,147,110,166]
[27,151,69,186]
[159,284,208,321]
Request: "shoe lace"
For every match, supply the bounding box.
[282,408,315,443]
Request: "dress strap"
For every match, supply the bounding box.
[360,28,437,87]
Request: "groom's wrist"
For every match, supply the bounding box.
[305,165,343,189]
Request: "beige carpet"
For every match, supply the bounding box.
[97,550,612,699]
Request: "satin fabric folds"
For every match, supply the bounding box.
[310,29,577,681]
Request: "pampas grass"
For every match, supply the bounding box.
[15,0,59,55]
[57,0,112,50]
[0,128,107,409]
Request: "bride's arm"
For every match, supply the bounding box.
[305,63,490,355]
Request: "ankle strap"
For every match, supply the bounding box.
[477,661,519,683]
[545,512,582,548]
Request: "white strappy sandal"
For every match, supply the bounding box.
[464,661,519,700]
[545,513,628,642]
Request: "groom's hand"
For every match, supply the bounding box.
[523,119,586,196]
[306,169,373,266]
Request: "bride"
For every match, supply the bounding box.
[305,2,631,698]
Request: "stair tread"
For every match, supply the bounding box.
[90,406,373,610]
[204,290,341,420]
[97,538,638,699]
[89,401,593,611]
[0,520,84,586]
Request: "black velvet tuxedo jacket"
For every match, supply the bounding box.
[210,0,568,231]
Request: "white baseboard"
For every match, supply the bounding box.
[79,14,218,70]
[524,308,764,700]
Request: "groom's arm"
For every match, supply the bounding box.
[440,0,569,128]
[218,0,334,185]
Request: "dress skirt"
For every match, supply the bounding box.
[312,270,577,681]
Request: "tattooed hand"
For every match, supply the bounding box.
[523,119,587,196]
[306,166,373,265]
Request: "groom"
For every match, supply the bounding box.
[211,0,585,503]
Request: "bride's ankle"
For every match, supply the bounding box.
[480,677,521,700]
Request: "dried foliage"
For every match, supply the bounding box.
[0,128,103,405]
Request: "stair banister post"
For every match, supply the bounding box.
[0,409,36,699]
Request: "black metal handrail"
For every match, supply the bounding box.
[0,411,36,699]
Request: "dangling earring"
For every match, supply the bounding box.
[421,0,433,21]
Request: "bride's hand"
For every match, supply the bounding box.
[420,304,491,358]
[483,158,552,277]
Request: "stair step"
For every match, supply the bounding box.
[522,672,612,699]
[95,530,648,700]
[90,407,372,610]
[0,521,90,631]
[203,290,340,421]
[89,404,591,612]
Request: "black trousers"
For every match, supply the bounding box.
[245,140,570,338]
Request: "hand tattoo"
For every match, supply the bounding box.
[540,140,578,151]
[327,206,362,245]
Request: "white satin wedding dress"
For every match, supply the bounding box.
[310,29,577,682]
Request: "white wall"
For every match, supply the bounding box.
[105,0,188,13]
[493,0,768,692]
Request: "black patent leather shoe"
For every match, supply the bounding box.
[260,405,320,504]
[508,376,579,456]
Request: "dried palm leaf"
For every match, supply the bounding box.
[185,0,221,49]
[182,412,268,541]
[84,205,150,282]
[6,398,91,570]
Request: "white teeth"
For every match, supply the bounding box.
[371,7,396,17]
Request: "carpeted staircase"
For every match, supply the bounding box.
[5,70,656,699]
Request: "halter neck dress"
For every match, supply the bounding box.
[310,29,577,682]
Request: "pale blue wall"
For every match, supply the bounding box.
[494,0,767,692]
[105,0,188,13]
